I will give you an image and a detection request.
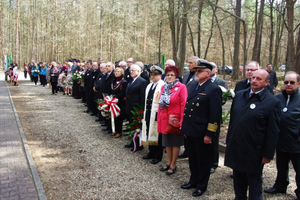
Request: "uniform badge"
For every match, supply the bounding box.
[196,102,199,107]
[283,107,288,112]
[250,104,256,109]
[190,78,193,82]
[127,75,130,78]
[175,87,178,91]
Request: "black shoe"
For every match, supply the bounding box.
[63,92,65,95]
[192,189,205,197]
[160,165,170,171]
[230,174,234,178]
[264,187,286,194]
[131,146,143,151]
[95,119,101,122]
[178,153,188,158]
[181,183,197,190]
[107,130,112,134]
[90,113,96,116]
[165,167,176,175]
[210,168,215,174]
[125,143,134,148]
[142,155,153,160]
[151,159,161,164]
[102,127,110,131]
[84,110,90,113]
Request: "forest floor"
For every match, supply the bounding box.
[7,73,296,200]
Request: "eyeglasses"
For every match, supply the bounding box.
[127,61,133,63]
[284,81,296,85]
[166,74,175,77]
[246,68,257,72]
[195,69,208,73]
[130,70,137,72]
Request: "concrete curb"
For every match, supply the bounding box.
[6,81,47,200]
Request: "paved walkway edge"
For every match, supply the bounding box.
[5,81,47,200]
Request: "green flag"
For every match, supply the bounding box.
[161,54,165,70]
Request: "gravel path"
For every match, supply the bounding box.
[8,79,296,199]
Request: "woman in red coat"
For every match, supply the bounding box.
[157,65,188,175]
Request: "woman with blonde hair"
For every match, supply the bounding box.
[111,67,127,138]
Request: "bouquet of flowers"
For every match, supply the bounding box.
[58,74,67,86]
[73,70,84,83]
[124,104,144,136]
[219,86,235,102]
[96,98,110,119]
[66,74,73,87]
[219,85,235,122]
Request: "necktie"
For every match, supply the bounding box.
[286,95,290,107]
[249,92,254,98]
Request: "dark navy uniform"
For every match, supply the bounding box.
[181,74,222,193]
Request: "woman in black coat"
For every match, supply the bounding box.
[111,67,127,138]
[50,62,60,95]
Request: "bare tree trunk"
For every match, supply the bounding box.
[143,1,148,59]
[252,0,265,63]
[268,0,275,65]
[295,26,300,74]
[286,0,296,71]
[168,0,178,63]
[15,0,20,64]
[0,0,3,69]
[273,2,285,70]
[197,0,204,58]
[187,20,196,56]
[178,0,187,74]
[203,10,214,60]
[232,0,241,80]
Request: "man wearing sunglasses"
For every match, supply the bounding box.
[225,69,281,200]
[264,71,300,199]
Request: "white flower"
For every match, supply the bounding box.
[230,89,235,98]
[219,85,227,93]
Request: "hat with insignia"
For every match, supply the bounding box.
[150,65,164,74]
[193,59,213,71]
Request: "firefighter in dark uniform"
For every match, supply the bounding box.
[180,59,222,197]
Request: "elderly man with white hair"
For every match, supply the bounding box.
[124,64,148,150]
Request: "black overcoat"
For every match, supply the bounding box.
[225,88,281,174]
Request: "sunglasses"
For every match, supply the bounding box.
[195,69,208,73]
[284,81,296,85]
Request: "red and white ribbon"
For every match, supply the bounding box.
[101,96,120,118]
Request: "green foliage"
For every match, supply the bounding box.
[124,104,144,137]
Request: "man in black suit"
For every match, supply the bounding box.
[100,62,115,133]
[225,69,281,200]
[264,71,300,199]
[235,61,259,92]
[84,61,93,113]
[181,59,222,197]
[94,63,107,123]
[179,56,199,158]
[89,62,100,116]
[266,63,278,94]
[210,62,228,174]
[125,58,135,83]
[136,61,150,84]
[124,64,147,149]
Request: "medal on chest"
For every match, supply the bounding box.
[283,107,288,112]
[250,103,256,109]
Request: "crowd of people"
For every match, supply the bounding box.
[13,56,300,199]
